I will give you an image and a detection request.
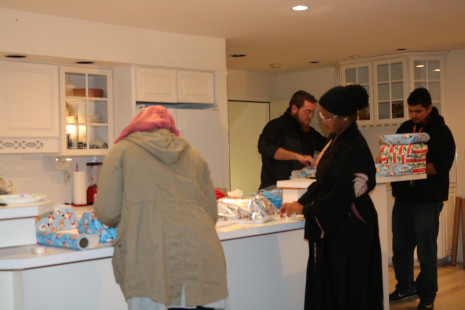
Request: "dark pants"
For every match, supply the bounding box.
[392,201,443,305]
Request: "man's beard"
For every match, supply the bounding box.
[292,113,310,131]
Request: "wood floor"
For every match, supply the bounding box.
[388,263,465,310]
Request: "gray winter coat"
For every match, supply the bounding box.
[94,129,228,306]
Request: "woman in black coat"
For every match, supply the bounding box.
[280,85,383,310]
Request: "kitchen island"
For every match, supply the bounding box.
[1,174,426,310]
[0,216,307,310]
[278,173,427,310]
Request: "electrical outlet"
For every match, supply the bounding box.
[53,157,72,170]
[63,171,70,184]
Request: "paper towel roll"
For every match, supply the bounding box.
[73,171,87,205]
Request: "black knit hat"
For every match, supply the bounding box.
[319,84,369,116]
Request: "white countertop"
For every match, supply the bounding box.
[277,173,427,189]
[217,215,304,241]
[277,178,315,189]
[375,173,427,184]
[0,216,305,270]
[0,200,52,220]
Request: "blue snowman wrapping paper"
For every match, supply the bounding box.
[35,205,116,250]
[36,205,79,232]
[78,211,117,243]
[380,132,430,145]
[36,231,99,250]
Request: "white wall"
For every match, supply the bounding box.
[227,70,276,102]
[0,9,226,71]
[444,49,465,263]
[273,67,338,135]
[227,67,337,135]
[0,8,230,202]
[445,49,465,197]
[273,67,338,101]
[0,154,99,205]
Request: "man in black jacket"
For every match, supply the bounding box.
[389,88,456,310]
[258,90,328,189]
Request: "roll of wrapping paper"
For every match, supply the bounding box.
[73,170,87,205]
[36,231,99,250]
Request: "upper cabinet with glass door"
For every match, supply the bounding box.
[410,56,444,114]
[339,52,445,126]
[373,58,408,124]
[60,66,113,156]
[339,61,374,125]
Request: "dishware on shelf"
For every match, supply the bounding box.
[73,88,104,97]
[65,78,76,96]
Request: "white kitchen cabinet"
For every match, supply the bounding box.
[177,70,214,104]
[409,56,445,114]
[135,67,177,103]
[60,66,113,156]
[0,60,60,153]
[135,67,214,104]
[339,61,374,125]
[339,52,445,126]
[373,58,409,124]
[340,58,408,125]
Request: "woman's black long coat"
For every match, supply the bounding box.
[298,122,383,310]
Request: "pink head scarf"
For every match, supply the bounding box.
[114,105,179,144]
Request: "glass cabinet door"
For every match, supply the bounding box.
[340,62,373,125]
[373,58,408,124]
[61,66,112,155]
[410,57,443,114]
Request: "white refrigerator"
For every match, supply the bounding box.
[167,108,226,188]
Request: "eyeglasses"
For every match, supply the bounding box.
[319,112,339,123]
[300,108,314,115]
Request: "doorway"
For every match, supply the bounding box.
[228,100,269,195]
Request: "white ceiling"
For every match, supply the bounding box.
[1,0,465,73]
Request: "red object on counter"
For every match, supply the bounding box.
[215,189,226,200]
[87,185,98,205]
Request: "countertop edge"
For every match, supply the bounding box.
[0,218,305,270]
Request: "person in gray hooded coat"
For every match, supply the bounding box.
[94,106,228,310]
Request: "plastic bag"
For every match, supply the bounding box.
[217,194,278,223]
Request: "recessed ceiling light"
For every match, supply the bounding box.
[434,68,441,72]
[292,5,309,11]
[231,54,246,58]
[416,64,425,68]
